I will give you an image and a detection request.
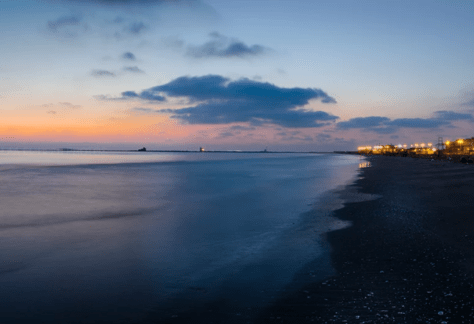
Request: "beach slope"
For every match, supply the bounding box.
[259,156,474,323]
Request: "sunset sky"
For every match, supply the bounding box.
[1,0,474,151]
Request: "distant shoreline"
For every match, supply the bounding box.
[0,148,354,154]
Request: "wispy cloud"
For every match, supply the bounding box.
[462,99,474,107]
[59,102,82,109]
[123,66,145,73]
[131,107,156,113]
[316,133,331,141]
[46,15,87,38]
[218,131,235,138]
[186,32,270,59]
[389,118,450,128]
[47,15,82,31]
[91,70,116,77]
[433,110,474,121]
[161,36,185,49]
[336,117,392,133]
[228,125,256,131]
[95,90,165,101]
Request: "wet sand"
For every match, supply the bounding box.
[259,156,474,323]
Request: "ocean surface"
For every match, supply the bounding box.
[0,151,363,323]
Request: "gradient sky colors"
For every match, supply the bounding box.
[1,0,474,151]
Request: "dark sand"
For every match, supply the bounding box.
[258,156,474,323]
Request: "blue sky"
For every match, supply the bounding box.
[1,0,474,150]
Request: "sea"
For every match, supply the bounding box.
[0,150,363,323]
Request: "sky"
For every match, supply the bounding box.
[1,0,474,151]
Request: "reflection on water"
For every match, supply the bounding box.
[0,150,183,166]
[359,161,371,168]
[0,151,363,323]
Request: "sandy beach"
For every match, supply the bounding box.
[259,155,474,323]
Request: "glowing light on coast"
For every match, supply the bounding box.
[357,137,472,157]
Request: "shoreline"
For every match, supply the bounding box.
[0,148,341,154]
[135,155,363,324]
[258,155,474,323]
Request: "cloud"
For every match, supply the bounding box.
[161,36,185,49]
[336,110,473,133]
[336,116,391,130]
[135,75,337,127]
[91,70,116,77]
[277,132,314,142]
[131,107,156,113]
[127,22,146,34]
[43,102,80,112]
[316,133,331,141]
[123,66,145,73]
[47,15,82,31]
[219,132,234,138]
[433,110,474,121]
[388,118,449,128]
[121,91,139,98]
[59,102,82,109]
[463,99,474,107]
[228,125,256,131]
[101,75,336,127]
[113,17,124,24]
[96,90,165,101]
[186,32,270,58]
[122,52,136,60]
[46,15,87,38]
[216,125,257,137]
[139,90,167,101]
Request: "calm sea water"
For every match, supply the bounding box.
[0,151,362,323]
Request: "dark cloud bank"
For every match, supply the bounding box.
[118,75,337,127]
[98,75,473,131]
[337,110,474,133]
